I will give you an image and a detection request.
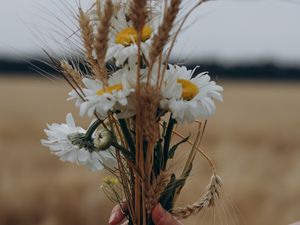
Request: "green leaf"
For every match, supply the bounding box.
[168,135,190,159]
[118,119,135,156]
[162,115,176,170]
[159,174,185,212]
[159,174,176,210]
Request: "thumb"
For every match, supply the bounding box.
[152,204,183,225]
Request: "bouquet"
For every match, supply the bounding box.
[41,0,223,224]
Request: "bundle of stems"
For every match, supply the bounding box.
[42,0,223,224]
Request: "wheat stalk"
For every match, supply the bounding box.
[149,0,181,64]
[136,87,162,213]
[94,0,113,82]
[172,174,222,219]
[78,8,98,77]
[133,86,162,224]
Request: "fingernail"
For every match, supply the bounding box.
[109,212,117,224]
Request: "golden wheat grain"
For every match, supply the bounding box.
[149,0,181,64]
[145,172,170,214]
[78,8,98,76]
[172,174,222,219]
[60,60,84,87]
[130,0,147,31]
[138,87,161,143]
[94,0,113,82]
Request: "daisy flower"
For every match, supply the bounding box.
[166,65,223,123]
[105,3,160,66]
[41,113,116,171]
[69,73,134,119]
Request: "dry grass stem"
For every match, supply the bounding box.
[94,0,113,82]
[172,174,222,219]
[115,151,136,224]
[181,121,204,176]
[172,128,216,171]
[133,107,144,225]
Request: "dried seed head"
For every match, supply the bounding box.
[94,0,114,81]
[145,172,170,214]
[172,174,222,219]
[78,8,97,75]
[136,86,161,143]
[93,128,113,151]
[149,0,181,64]
[60,60,84,87]
[130,0,148,32]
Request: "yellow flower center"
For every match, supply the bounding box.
[96,84,123,96]
[115,25,152,46]
[177,79,199,100]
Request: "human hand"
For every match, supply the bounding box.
[109,203,183,225]
[290,222,300,225]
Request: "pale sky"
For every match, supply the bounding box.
[0,0,300,65]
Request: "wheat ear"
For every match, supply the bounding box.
[172,174,222,220]
[60,60,84,87]
[78,8,98,76]
[149,0,181,63]
[145,172,170,214]
[138,87,161,143]
[130,0,147,31]
[94,0,113,82]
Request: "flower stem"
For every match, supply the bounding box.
[162,114,175,170]
[118,119,136,155]
[85,119,102,140]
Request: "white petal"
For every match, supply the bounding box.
[77,149,89,164]
[66,113,76,129]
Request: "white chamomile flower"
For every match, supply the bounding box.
[41,113,116,171]
[166,65,223,123]
[69,72,133,119]
[106,4,159,66]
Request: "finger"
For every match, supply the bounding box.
[290,222,300,225]
[121,221,129,225]
[152,204,183,225]
[108,203,127,225]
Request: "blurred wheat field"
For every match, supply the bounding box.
[0,77,299,225]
